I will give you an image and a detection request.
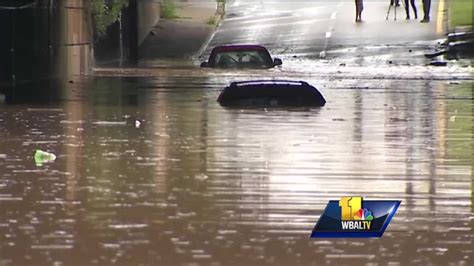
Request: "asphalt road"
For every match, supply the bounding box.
[203,0,445,64]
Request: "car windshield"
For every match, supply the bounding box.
[212,50,272,68]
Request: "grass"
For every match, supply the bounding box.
[450,0,473,27]
[207,16,218,26]
[161,0,179,19]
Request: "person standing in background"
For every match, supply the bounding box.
[421,0,431,22]
[405,0,418,19]
[355,0,364,22]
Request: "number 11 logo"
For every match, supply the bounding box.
[339,196,362,220]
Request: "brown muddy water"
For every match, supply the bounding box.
[0,69,473,265]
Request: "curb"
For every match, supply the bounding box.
[195,2,225,60]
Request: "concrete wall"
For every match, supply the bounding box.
[0,0,92,102]
[137,0,161,46]
[0,0,159,95]
[58,0,92,77]
[93,0,161,64]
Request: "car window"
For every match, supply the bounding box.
[212,50,271,68]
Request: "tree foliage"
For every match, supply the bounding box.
[91,0,129,37]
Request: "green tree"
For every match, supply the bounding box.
[91,0,129,37]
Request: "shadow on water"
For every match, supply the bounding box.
[2,82,63,104]
[0,74,472,265]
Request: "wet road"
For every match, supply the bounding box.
[202,0,444,63]
[1,0,474,265]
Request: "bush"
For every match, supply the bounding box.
[161,0,179,19]
[91,0,128,37]
[207,16,217,26]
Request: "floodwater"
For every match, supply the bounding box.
[0,65,473,265]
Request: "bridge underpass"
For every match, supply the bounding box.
[0,0,161,102]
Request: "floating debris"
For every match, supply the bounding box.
[34,150,56,166]
[92,121,127,126]
[194,173,208,181]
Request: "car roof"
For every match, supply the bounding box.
[231,80,309,87]
[211,45,269,52]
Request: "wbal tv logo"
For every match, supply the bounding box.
[340,197,373,230]
[311,197,400,238]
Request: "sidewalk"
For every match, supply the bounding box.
[139,1,221,61]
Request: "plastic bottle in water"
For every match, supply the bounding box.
[34,150,56,166]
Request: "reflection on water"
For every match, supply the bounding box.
[0,75,472,265]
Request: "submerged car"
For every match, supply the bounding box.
[200,45,282,69]
[217,80,326,107]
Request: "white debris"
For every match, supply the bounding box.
[194,173,208,181]
[135,120,141,128]
[92,121,127,126]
